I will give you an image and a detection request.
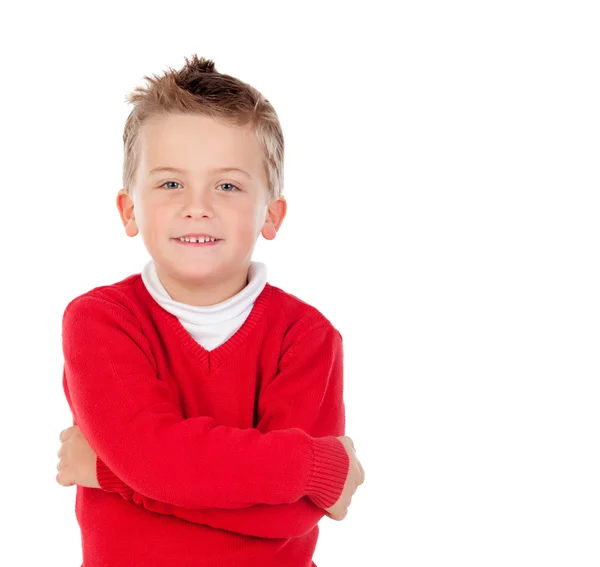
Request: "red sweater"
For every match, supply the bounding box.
[61,273,350,567]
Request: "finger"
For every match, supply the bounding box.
[62,425,79,440]
[56,472,69,486]
[358,461,365,484]
[56,471,75,488]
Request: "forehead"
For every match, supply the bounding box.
[138,113,265,180]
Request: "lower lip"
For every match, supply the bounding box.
[172,238,222,247]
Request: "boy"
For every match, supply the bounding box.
[56,54,365,567]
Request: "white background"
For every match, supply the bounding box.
[1,1,599,565]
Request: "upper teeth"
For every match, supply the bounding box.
[179,236,217,243]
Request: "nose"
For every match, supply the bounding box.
[182,186,214,218]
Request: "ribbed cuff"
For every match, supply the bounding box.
[96,457,134,499]
[306,436,350,509]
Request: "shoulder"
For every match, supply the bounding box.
[266,283,343,347]
[62,273,143,324]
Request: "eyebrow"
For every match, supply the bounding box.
[148,166,252,179]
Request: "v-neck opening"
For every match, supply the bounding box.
[135,276,272,373]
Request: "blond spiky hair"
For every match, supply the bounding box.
[121,54,284,202]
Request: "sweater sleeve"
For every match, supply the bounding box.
[62,295,349,511]
[92,323,348,538]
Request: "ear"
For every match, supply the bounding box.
[261,197,287,241]
[117,189,138,237]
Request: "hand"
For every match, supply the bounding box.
[324,436,365,521]
[56,425,101,489]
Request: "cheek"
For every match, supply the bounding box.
[226,205,263,234]
[144,204,168,225]
[138,206,169,241]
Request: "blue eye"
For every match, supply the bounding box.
[161,181,181,190]
[219,183,240,192]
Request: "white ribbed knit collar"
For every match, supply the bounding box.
[140,259,268,327]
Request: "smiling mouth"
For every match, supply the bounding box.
[172,238,223,247]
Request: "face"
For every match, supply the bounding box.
[116,113,286,306]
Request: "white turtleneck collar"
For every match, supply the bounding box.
[141,259,268,352]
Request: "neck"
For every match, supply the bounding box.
[155,264,250,306]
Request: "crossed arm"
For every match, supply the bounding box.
[62,296,348,539]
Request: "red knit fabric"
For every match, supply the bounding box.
[61,273,349,567]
